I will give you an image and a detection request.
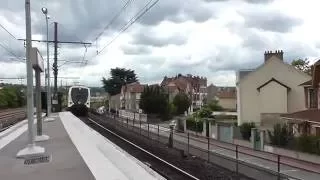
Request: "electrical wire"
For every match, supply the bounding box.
[93,0,134,43]
[0,23,17,40]
[0,43,24,62]
[97,0,160,55]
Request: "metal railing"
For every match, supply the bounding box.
[96,112,320,180]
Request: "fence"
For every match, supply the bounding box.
[118,110,147,122]
[97,112,320,180]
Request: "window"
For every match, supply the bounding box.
[308,88,317,108]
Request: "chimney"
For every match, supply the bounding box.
[264,50,284,62]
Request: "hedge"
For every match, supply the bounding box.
[186,117,203,132]
[295,135,320,155]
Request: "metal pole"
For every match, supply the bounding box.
[16,0,44,158]
[52,22,58,112]
[157,124,160,143]
[45,14,51,117]
[187,133,190,154]
[25,0,34,146]
[207,137,210,161]
[36,71,42,136]
[148,123,150,138]
[236,145,239,174]
[277,155,280,180]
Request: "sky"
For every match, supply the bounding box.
[0,0,319,87]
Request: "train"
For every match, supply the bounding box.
[67,85,91,116]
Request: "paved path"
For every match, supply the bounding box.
[111,115,320,180]
[0,114,95,180]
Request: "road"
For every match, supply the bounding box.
[111,115,320,180]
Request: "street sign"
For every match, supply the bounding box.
[31,47,44,72]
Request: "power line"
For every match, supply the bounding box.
[94,0,134,43]
[97,0,160,55]
[0,43,24,62]
[0,23,17,40]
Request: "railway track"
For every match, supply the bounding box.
[0,108,26,132]
[82,114,200,180]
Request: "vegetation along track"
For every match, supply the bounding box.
[0,108,26,132]
[83,112,253,180]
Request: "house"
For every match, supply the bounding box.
[207,85,237,111]
[120,82,146,112]
[161,74,207,110]
[236,50,311,127]
[281,60,320,135]
[215,87,237,111]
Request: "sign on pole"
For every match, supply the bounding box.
[31,48,44,72]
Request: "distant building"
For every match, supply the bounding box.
[120,82,146,112]
[161,74,207,110]
[206,85,237,111]
[236,50,311,127]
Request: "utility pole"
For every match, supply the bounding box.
[17,22,91,113]
[17,0,44,158]
[52,22,58,112]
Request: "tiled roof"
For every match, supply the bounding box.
[281,109,320,123]
[123,82,146,93]
[216,87,236,98]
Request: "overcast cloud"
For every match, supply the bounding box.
[0,0,320,87]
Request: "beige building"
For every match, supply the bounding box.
[215,87,237,111]
[236,50,311,127]
[120,82,146,112]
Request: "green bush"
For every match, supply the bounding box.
[268,123,293,147]
[240,122,256,140]
[295,135,320,155]
[197,107,212,118]
[186,117,203,132]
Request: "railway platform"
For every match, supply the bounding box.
[0,112,164,180]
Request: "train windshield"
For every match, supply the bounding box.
[71,87,89,105]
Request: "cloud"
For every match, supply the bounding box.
[120,45,152,55]
[243,0,274,4]
[131,32,187,47]
[239,10,303,33]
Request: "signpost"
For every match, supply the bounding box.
[31,47,49,142]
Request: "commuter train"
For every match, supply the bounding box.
[67,85,90,116]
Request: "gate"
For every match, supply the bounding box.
[218,124,232,143]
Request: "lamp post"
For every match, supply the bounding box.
[41,7,53,120]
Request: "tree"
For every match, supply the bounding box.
[173,92,191,115]
[102,68,138,96]
[207,99,223,111]
[139,85,169,116]
[291,58,311,75]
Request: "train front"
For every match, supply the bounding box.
[68,86,90,117]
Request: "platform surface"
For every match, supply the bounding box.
[0,112,164,180]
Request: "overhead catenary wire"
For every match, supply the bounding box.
[59,23,90,66]
[93,0,134,43]
[0,23,17,40]
[0,43,24,62]
[97,0,160,55]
